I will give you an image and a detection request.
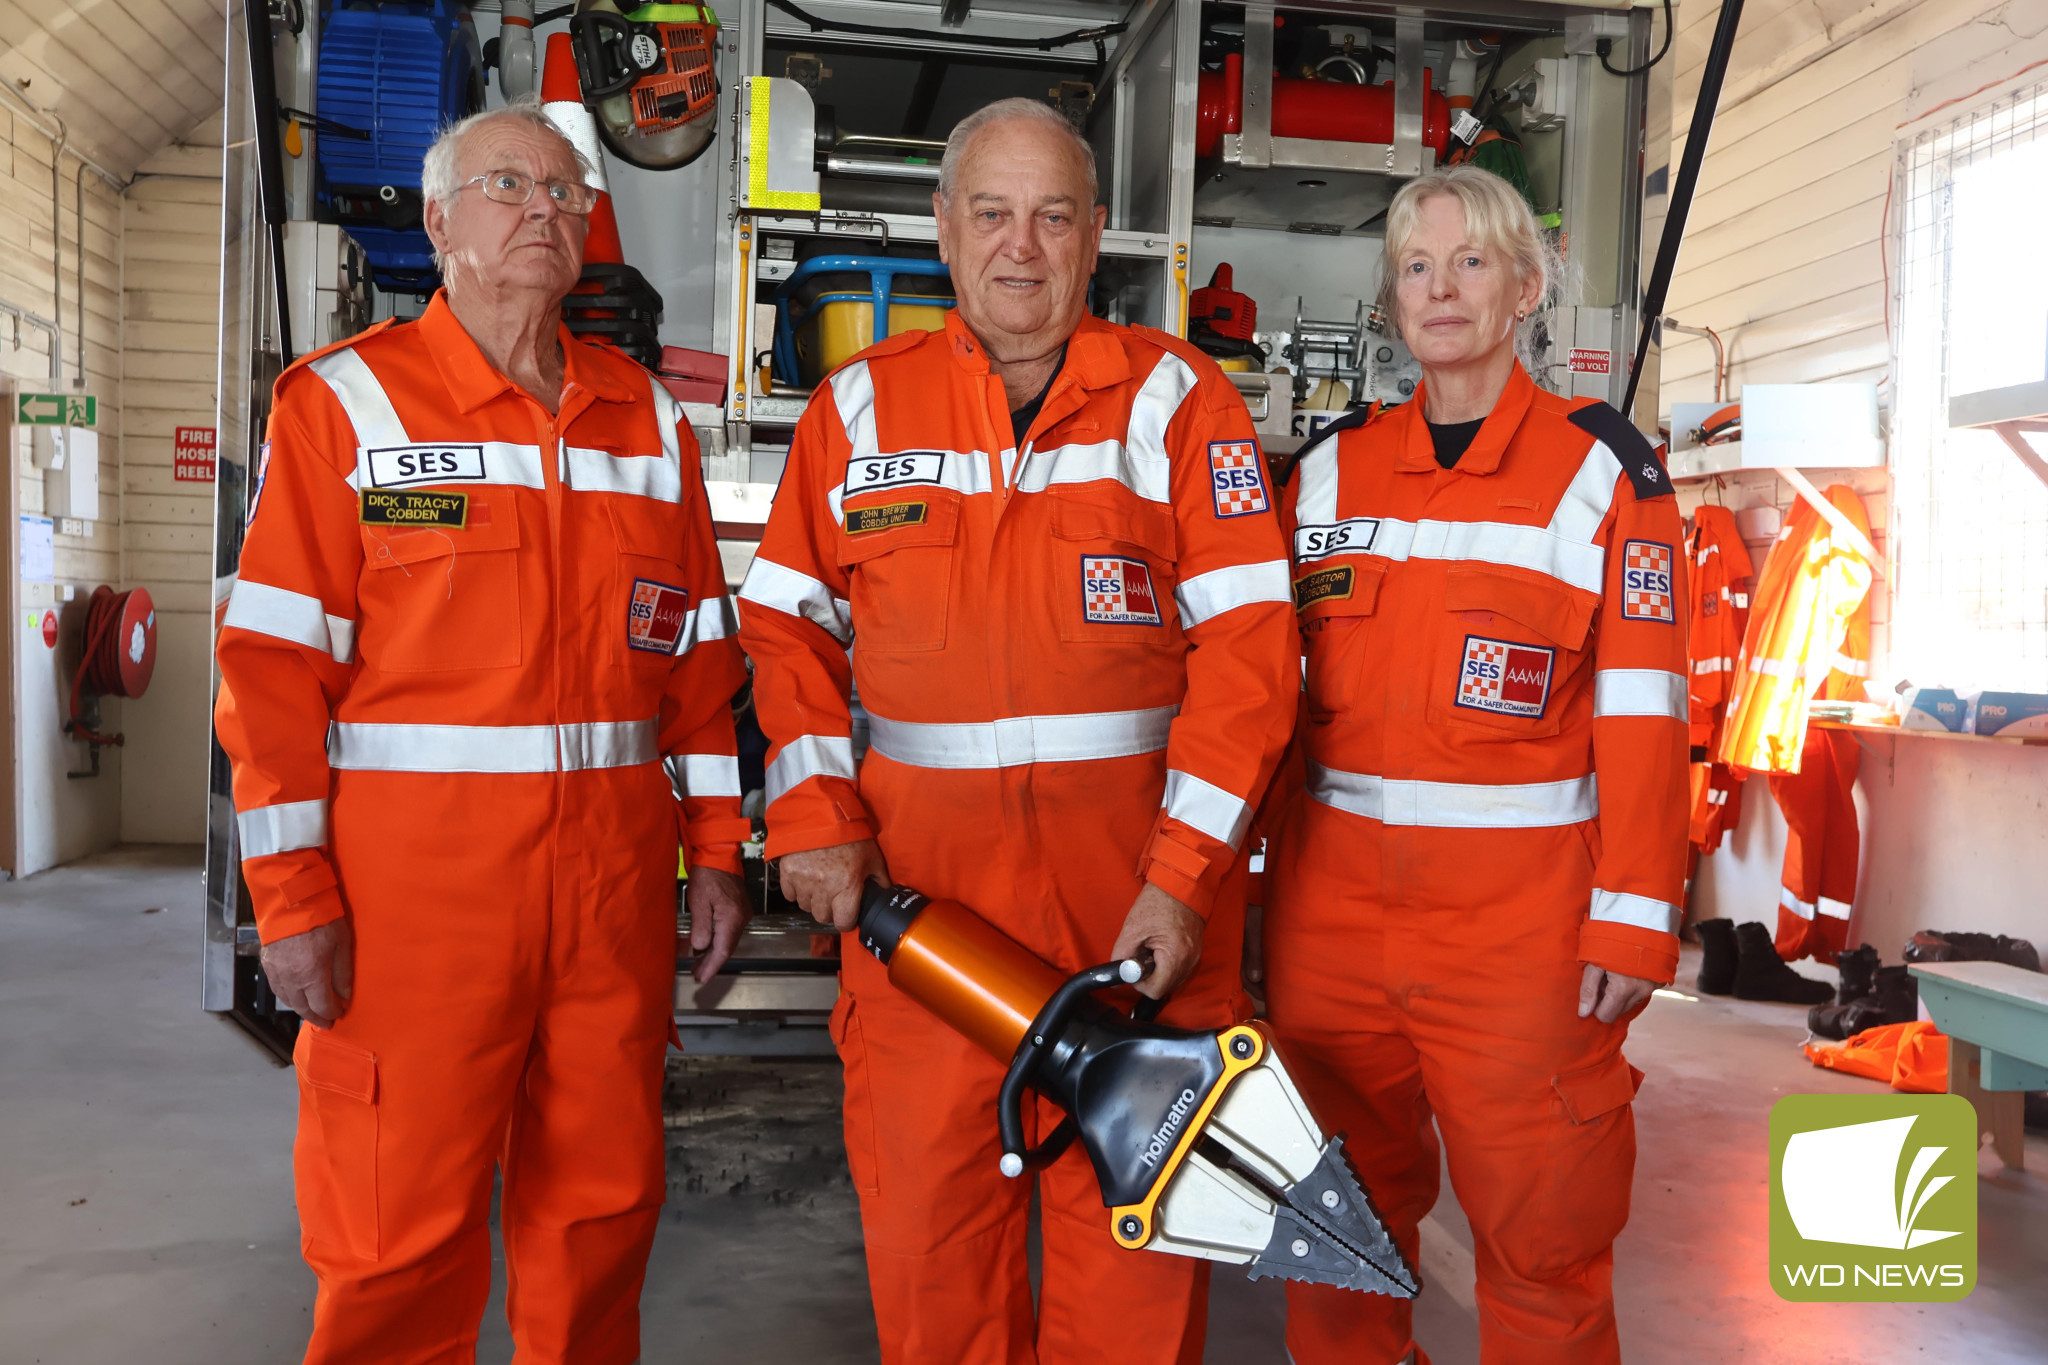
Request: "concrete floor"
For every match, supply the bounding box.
[2,848,2043,1364]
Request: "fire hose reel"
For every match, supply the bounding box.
[64,585,157,771]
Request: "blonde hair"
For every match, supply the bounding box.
[1380,164,1562,368]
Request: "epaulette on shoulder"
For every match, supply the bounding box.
[834,328,930,375]
[1568,400,1673,500]
[1129,323,1209,367]
[280,316,401,380]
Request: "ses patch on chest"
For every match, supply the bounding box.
[1456,635,1556,719]
[1621,540,1675,622]
[360,489,468,528]
[845,451,944,495]
[364,444,486,488]
[845,501,929,535]
[627,579,691,654]
[1081,556,1163,626]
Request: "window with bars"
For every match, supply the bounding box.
[1890,86,2048,692]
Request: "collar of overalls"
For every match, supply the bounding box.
[420,289,640,417]
[1396,359,1537,477]
[942,308,1133,427]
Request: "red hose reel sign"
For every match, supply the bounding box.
[174,427,216,482]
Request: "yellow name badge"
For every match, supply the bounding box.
[360,489,469,529]
[1293,564,1355,610]
[844,501,929,535]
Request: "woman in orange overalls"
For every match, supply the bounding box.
[1267,165,1691,1364]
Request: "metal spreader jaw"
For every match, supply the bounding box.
[855,882,1419,1298]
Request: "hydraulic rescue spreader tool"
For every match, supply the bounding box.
[855,883,1420,1297]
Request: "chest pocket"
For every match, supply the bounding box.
[837,492,961,653]
[1428,564,1595,739]
[1301,560,1385,720]
[609,499,695,670]
[358,499,522,671]
[1051,496,1179,644]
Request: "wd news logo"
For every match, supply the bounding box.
[1769,1094,1977,1301]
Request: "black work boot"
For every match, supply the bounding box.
[1808,994,1888,1041]
[1695,918,1739,996]
[1872,965,1920,1025]
[1732,921,1835,1004]
[1834,943,1880,1005]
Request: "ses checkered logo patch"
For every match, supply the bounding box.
[1208,440,1269,518]
[627,579,691,654]
[1082,556,1163,626]
[1456,635,1556,718]
[1622,540,1676,622]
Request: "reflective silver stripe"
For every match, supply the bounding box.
[681,595,738,654]
[737,557,853,644]
[1174,560,1291,628]
[1818,895,1853,920]
[1751,657,1809,680]
[1163,769,1252,849]
[1593,669,1688,720]
[1780,887,1815,921]
[766,734,858,803]
[829,359,879,468]
[1589,889,1680,935]
[1307,761,1597,828]
[565,445,683,502]
[668,753,743,800]
[1017,439,1171,503]
[348,440,548,493]
[236,798,329,859]
[328,719,657,773]
[1294,436,1621,593]
[867,705,1178,770]
[650,373,683,465]
[1124,350,1198,486]
[222,579,357,664]
[830,448,994,521]
[309,346,410,447]
[1830,652,1870,677]
[1691,656,1732,675]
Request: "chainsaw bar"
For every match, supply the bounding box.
[1220,1136,1420,1296]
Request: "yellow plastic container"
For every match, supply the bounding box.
[1216,355,1260,372]
[794,299,953,386]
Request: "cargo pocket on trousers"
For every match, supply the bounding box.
[1552,1052,1644,1125]
[828,994,882,1196]
[295,1027,381,1260]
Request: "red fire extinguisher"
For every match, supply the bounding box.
[1195,52,1452,160]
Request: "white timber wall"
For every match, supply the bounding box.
[119,114,222,845]
[1667,0,2048,958]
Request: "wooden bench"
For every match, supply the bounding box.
[1910,962,2048,1170]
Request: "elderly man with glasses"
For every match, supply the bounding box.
[214,101,750,1364]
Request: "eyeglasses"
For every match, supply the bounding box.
[462,169,597,215]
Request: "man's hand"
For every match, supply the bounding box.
[687,866,752,983]
[777,838,888,932]
[1111,883,1205,1000]
[261,919,354,1030]
[1578,964,1659,1025]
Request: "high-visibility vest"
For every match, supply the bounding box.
[1716,487,1874,775]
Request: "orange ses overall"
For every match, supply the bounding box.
[215,296,748,1365]
[738,312,1299,1365]
[1266,366,1690,1365]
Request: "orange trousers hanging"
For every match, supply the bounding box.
[293,768,679,1365]
[1770,727,1861,963]
[1265,801,1642,1365]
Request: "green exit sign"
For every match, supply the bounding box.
[16,393,94,426]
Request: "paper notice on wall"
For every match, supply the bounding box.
[174,426,217,482]
[20,515,54,583]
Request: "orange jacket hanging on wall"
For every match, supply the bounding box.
[1714,486,1875,961]
[1686,505,1754,853]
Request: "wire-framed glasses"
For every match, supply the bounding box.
[463,169,597,215]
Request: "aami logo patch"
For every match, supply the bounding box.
[627,579,691,654]
[1082,556,1163,626]
[1622,540,1675,621]
[1456,635,1555,718]
[1208,441,1269,517]
[365,444,487,488]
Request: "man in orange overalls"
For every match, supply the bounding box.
[738,98,1298,1363]
[215,104,750,1363]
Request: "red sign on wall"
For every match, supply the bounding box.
[1568,349,1612,374]
[174,426,217,482]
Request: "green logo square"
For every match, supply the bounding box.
[1769,1093,1977,1301]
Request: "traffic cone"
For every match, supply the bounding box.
[540,31,625,264]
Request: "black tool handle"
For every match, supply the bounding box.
[996,959,1152,1176]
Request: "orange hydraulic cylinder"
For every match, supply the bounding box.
[883,897,1069,1063]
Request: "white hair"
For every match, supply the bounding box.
[938,98,1098,209]
[420,98,592,212]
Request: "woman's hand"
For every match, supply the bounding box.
[1577,964,1658,1025]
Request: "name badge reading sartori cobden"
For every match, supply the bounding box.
[360,489,470,529]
